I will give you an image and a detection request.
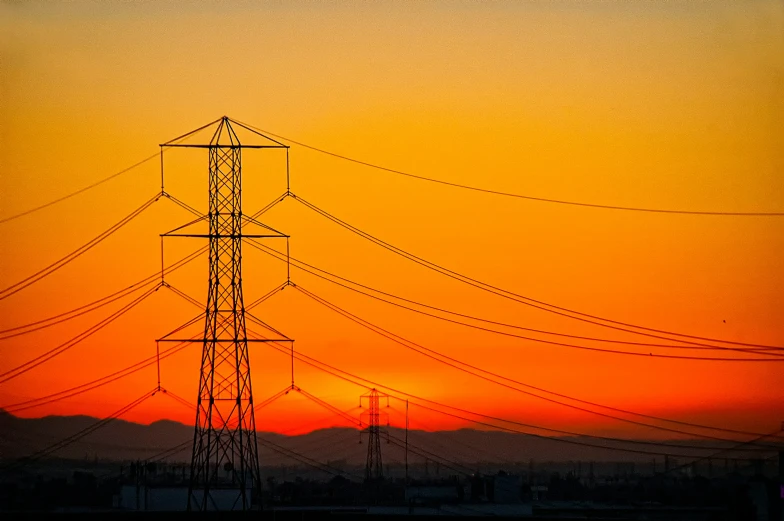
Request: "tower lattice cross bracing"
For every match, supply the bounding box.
[157,117,290,511]
[190,124,257,510]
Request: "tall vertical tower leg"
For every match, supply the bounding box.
[188,119,260,511]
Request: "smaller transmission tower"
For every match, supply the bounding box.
[360,389,388,481]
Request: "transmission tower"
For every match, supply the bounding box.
[157,117,291,511]
[360,388,388,481]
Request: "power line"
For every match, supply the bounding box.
[279,432,358,460]
[249,191,291,221]
[159,116,225,146]
[403,397,779,456]
[160,388,197,412]
[0,192,160,301]
[6,205,752,452]
[1,389,156,471]
[0,155,159,225]
[291,272,781,362]
[297,387,362,429]
[0,281,156,340]
[667,428,784,475]
[288,386,472,479]
[153,384,288,461]
[0,117,223,225]
[158,188,290,226]
[261,341,782,458]
[246,282,290,311]
[246,241,783,354]
[1,339,195,413]
[295,386,770,474]
[292,194,784,351]
[0,246,206,340]
[163,192,203,219]
[0,284,161,383]
[152,386,360,479]
[386,432,475,476]
[146,439,192,463]
[246,246,783,441]
[8,253,770,453]
[288,284,782,447]
[162,118,283,512]
[163,282,291,342]
[140,386,293,466]
[243,242,783,438]
[401,399,776,461]
[231,118,784,217]
[288,246,784,356]
[248,240,781,362]
[249,314,781,445]
[253,386,293,415]
[164,284,202,309]
[395,410,502,463]
[258,437,361,480]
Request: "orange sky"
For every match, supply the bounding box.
[0,1,782,441]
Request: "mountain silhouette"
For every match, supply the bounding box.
[0,410,760,470]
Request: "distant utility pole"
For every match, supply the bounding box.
[157,117,291,511]
[360,388,388,482]
[405,399,409,486]
[780,421,784,501]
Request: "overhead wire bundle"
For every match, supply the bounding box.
[3,115,782,476]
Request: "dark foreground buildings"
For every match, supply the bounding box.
[1,454,782,520]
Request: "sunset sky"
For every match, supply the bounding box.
[1,1,782,442]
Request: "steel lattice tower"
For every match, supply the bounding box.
[157,116,291,511]
[361,389,386,481]
[189,119,258,510]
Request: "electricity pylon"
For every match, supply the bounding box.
[360,388,388,482]
[157,116,291,511]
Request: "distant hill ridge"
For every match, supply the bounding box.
[0,410,756,466]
